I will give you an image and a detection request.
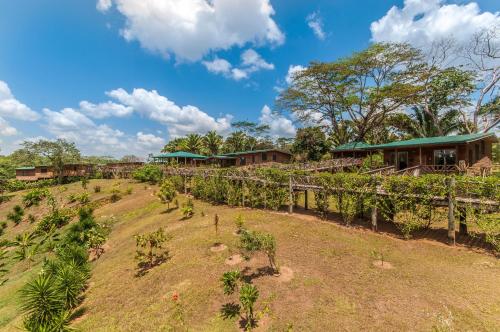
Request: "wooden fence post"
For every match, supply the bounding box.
[288,175,293,214]
[447,177,456,245]
[458,207,467,235]
[304,190,309,210]
[371,205,378,232]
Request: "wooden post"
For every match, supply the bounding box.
[447,177,456,245]
[288,175,293,214]
[371,206,378,232]
[304,190,309,210]
[458,207,467,235]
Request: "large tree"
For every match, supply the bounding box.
[277,43,423,144]
[292,127,330,162]
[184,134,204,154]
[17,139,81,183]
[203,131,223,156]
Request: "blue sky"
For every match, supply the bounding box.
[0,0,498,157]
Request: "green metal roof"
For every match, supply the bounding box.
[221,149,291,157]
[332,141,372,152]
[16,166,35,170]
[367,133,497,149]
[153,151,207,159]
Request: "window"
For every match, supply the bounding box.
[272,153,277,161]
[240,157,246,166]
[41,168,47,173]
[434,149,456,166]
[397,151,408,170]
[261,153,267,161]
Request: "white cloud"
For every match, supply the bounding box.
[79,100,133,119]
[285,65,306,85]
[259,105,296,138]
[0,80,39,121]
[203,49,274,80]
[96,0,112,12]
[136,131,165,147]
[202,58,233,75]
[98,0,284,61]
[106,88,233,137]
[0,117,17,136]
[306,11,326,40]
[371,0,500,47]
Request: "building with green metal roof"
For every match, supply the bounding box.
[151,151,208,165]
[331,141,372,159]
[364,132,497,173]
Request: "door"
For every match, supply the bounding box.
[397,151,408,170]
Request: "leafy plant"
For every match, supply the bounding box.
[180,199,194,219]
[240,283,259,330]
[221,270,241,295]
[0,249,8,286]
[110,188,121,203]
[81,177,88,189]
[158,179,177,209]
[93,185,101,193]
[240,230,279,274]
[7,205,24,225]
[134,228,171,269]
[234,214,245,234]
[132,165,163,184]
[22,188,49,208]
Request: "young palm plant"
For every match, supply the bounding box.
[240,283,259,331]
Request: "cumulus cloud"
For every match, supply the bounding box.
[285,65,306,85]
[97,0,284,61]
[203,49,274,80]
[306,12,326,40]
[96,0,112,12]
[0,117,17,136]
[79,100,133,119]
[259,105,296,138]
[136,131,165,147]
[106,87,233,137]
[0,80,39,121]
[370,0,500,48]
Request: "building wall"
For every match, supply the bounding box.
[16,165,93,181]
[234,151,291,166]
[381,139,493,169]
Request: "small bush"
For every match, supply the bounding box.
[93,185,101,193]
[180,199,194,219]
[158,179,177,209]
[133,165,163,184]
[110,188,121,203]
[7,205,24,225]
[22,188,49,208]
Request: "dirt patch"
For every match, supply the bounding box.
[372,260,393,269]
[210,243,227,252]
[276,266,294,282]
[225,254,243,265]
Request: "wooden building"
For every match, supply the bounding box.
[151,151,207,166]
[213,149,292,167]
[366,133,497,173]
[331,142,372,159]
[15,164,94,181]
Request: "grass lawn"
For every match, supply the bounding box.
[0,179,499,331]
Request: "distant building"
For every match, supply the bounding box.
[366,133,497,173]
[15,164,94,181]
[210,149,292,167]
[331,142,372,159]
[151,151,207,166]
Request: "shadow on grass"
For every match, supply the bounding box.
[220,302,240,319]
[240,266,275,283]
[70,306,87,322]
[160,207,177,214]
[134,252,171,277]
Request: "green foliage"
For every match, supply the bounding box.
[22,188,49,207]
[180,199,194,219]
[240,283,259,330]
[234,214,245,234]
[37,209,71,233]
[133,164,163,184]
[93,185,101,193]
[7,204,24,225]
[110,187,122,203]
[81,177,89,189]
[134,228,171,268]
[292,127,330,161]
[158,179,177,208]
[240,230,278,273]
[221,270,241,295]
[12,232,40,267]
[68,192,90,204]
[0,248,8,286]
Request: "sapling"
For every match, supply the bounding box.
[214,214,219,237]
[158,179,177,209]
[234,214,245,234]
[240,283,259,330]
[81,177,88,189]
[7,205,24,226]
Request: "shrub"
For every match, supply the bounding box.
[93,185,101,193]
[110,188,121,203]
[158,179,177,209]
[180,199,194,219]
[81,177,89,189]
[126,187,133,195]
[240,283,259,330]
[234,214,245,234]
[7,205,24,225]
[133,165,163,184]
[37,209,71,233]
[221,270,241,295]
[0,249,8,286]
[240,230,278,274]
[134,228,171,268]
[22,188,49,208]
[0,221,7,237]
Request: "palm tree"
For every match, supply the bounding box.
[161,137,187,153]
[224,131,247,153]
[12,232,39,268]
[389,107,463,138]
[184,134,204,154]
[203,131,223,155]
